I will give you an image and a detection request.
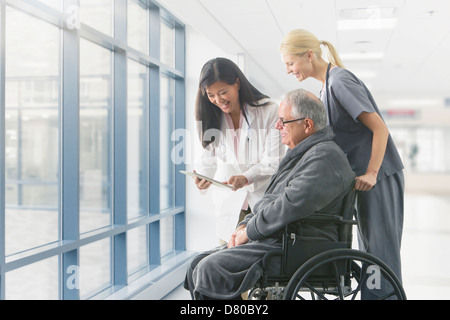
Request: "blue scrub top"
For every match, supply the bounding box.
[321,67,404,179]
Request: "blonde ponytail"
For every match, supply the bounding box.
[280,29,345,69]
[320,40,345,68]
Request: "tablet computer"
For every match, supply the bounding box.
[180,171,234,189]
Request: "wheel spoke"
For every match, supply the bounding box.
[332,261,344,300]
[295,293,306,300]
[283,249,406,301]
[351,267,366,300]
[293,281,328,300]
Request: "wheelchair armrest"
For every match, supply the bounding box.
[300,214,358,228]
[302,214,343,223]
[302,214,358,225]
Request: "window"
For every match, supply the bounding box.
[161,18,175,68]
[127,59,148,220]
[79,238,111,297]
[0,0,186,300]
[80,0,113,36]
[4,6,60,256]
[79,38,112,234]
[128,0,149,54]
[37,0,61,11]
[5,256,59,300]
[390,127,450,173]
[160,74,175,212]
[127,226,148,277]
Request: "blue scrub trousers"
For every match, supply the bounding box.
[356,171,404,300]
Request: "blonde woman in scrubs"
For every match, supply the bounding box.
[280,29,404,300]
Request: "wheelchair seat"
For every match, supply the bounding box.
[250,183,406,300]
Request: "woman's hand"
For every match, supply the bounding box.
[226,175,248,191]
[354,172,377,192]
[193,170,212,190]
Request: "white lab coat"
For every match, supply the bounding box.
[195,100,286,241]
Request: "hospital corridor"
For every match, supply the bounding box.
[0,0,450,301]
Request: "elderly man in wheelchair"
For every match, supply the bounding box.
[184,89,406,300]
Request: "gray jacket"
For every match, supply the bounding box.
[242,126,356,241]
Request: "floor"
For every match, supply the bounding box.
[163,192,450,300]
[400,192,450,300]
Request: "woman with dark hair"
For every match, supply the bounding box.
[193,57,285,244]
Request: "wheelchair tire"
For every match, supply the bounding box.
[283,248,406,300]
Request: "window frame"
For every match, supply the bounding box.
[0,0,186,300]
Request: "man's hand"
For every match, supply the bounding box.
[228,225,249,248]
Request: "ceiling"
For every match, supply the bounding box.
[158,0,450,110]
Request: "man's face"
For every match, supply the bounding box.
[276,101,306,149]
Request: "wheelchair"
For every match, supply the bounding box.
[249,185,406,300]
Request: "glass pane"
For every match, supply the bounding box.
[127,60,148,219]
[127,226,148,275]
[80,0,113,36]
[37,0,62,10]
[80,38,112,234]
[160,216,174,258]
[5,7,60,255]
[161,19,175,68]
[127,0,149,54]
[160,75,175,211]
[5,256,59,300]
[79,239,111,297]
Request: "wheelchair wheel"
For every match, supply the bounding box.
[283,249,406,300]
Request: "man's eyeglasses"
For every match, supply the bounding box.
[278,117,306,127]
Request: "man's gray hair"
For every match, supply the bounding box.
[282,89,328,131]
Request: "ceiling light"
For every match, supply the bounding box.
[339,7,398,20]
[340,52,384,60]
[338,6,399,30]
[338,18,397,30]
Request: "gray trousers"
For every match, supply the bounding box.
[356,171,404,299]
